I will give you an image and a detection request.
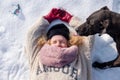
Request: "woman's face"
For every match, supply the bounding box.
[50,35,68,48]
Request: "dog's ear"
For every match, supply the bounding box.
[101,6,110,10]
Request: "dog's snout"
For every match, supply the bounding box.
[76,28,79,33]
[75,28,81,35]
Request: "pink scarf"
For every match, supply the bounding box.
[39,44,78,67]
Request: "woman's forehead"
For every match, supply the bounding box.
[51,35,67,40]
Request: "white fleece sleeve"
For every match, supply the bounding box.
[69,16,83,28]
[25,17,49,65]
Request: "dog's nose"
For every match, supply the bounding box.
[76,28,79,33]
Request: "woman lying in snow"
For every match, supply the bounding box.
[25,8,93,80]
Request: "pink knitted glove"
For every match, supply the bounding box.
[44,8,73,23]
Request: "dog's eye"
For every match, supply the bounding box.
[86,18,90,24]
[90,20,94,25]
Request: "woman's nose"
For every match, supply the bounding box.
[55,42,61,47]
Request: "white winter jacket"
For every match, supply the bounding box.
[25,16,93,80]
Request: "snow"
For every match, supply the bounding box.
[0,0,120,80]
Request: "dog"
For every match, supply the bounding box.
[76,6,120,69]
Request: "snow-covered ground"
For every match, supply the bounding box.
[0,0,120,80]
